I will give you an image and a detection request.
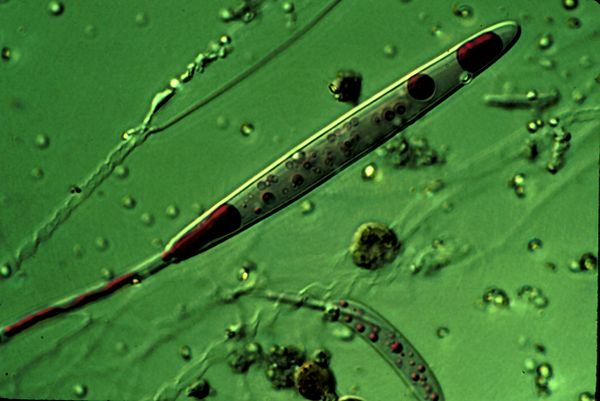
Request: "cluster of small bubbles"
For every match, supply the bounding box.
[578,391,596,401]
[72,384,87,398]
[121,195,136,209]
[383,44,397,58]
[140,212,154,226]
[134,12,149,28]
[216,115,229,129]
[114,165,129,179]
[452,4,474,18]
[546,128,571,174]
[180,345,192,361]
[517,285,549,309]
[186,379,211,400]
[31,167,44,180]
[534,361,553,395]
[34,133,50,149]
[0,263,12,279]
[219,1,257,24]
[508,173,526,198]
[1,47,11,62]
[73,244,84,258]
[562,0,578,10]
[240,122,254,136]
[569,252,597,272]
[436,326,450,338]
[100,267,114,280]
[47,1,64,16]
[265,344,306,389]
[424,179,445,197]
[527,238,543,252]
[482,287,510,308]
[459,71,473,85]
[567,17,581,29]
[361,163,377,181]
[165,204,179,218]
[381,136,443,168]
[537,34,553,50]
[299,199,315,215]
[95,236,109,251]
[70,185,82,194]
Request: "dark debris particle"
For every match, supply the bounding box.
[186,379,210,399]
[328,70,362,104]
[294,361,337,401]
[265,344,306,389]
[350,222,401,269]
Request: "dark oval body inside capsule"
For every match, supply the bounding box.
[456,32,504,73]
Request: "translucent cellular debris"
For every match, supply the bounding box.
[522,138,539,161]
[424,179,445,197]
[381,136,442,168]
[165,204,179,218]
[34,133,50,149]
[186,378,211,400]
[383,44,397,58]
[482,287,510,308]
[546,129,571,174]
[121,195,136,209]
[95,236,109,251]
[328,70,362,104]
[134,12,149,28]
[219,0,259,23]
[527,238,543,252]
[31,167,44,180]
[567,17,582,29]
[140,212,154,226]
[570,252,597,272]
[534,361,554,395]
[578,391,596,401]
[47,1,64,16]
[265,344,306,389]
[100,267,114,280]
[180,345,192,360]
[72,384,87,398]
[349,222,401,269]
[517,285,549,309]
[436,326,450,338]
[483,89,560,109]
[299,199,315,215]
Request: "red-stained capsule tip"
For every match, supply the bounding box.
[162,203,242,262]
[456,32,504,74]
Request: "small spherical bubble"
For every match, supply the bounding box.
[100,267,114,280]
[72,384,87,398]
[0,263,12,278]
[548,117,559,127]
[299,199,315,215]
[361,163,377,180]
[436,326,450,338]
[180,345,192,361]
[240,122,254,136]
[282,1,295,13]
[523,358,536,372]
[114,165,129,179]
[562,0,578,10]
[537,34,553,50]
[34,133,50,149]
[121,195,136,209]
[526,90,538,101]
[578,391,595,401]
[1,47,11,62]
[134,12,149,27]
[238,267,250,281]
[527,121,538,133]
[31,167,44,180]
[47,1,64,16]
[536,362,553,378]
[219,7,234,22]
[169,78,180,89]
[166,204,179,218]
[527,238,543,252]
[452,4,474,18]
[578,252,597,271]
[538,58,555,70]
[219,34,232,46]
[95,237,109,251]
[383,44,397,58]
[459,71,473,85]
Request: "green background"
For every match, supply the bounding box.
[0,0,597,400]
